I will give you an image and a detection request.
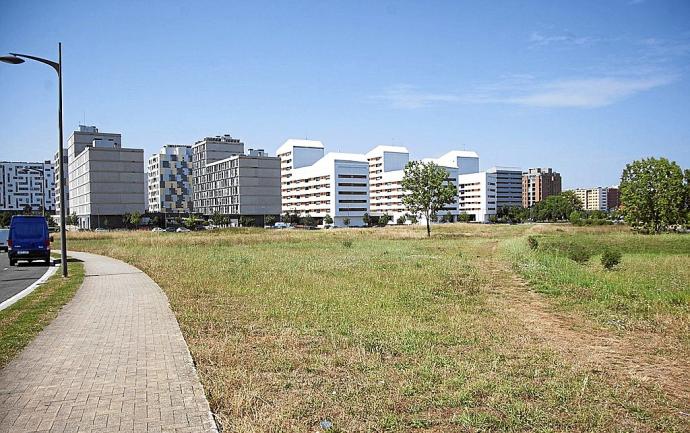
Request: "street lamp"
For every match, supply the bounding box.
[1,43,68,277]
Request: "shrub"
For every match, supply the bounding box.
[569,211,582,226]
[566,243,592,264]
[601,248,622,270]
[342,240,353,248]
[343,218,351,227]
[396,215,406,225]
[527,236,539,250]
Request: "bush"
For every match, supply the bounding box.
[342,240,353,248]
[566,243,592,264]
[601,248,622,270]
[396,215,406,225]
[527,236,539,250]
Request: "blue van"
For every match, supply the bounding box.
[7,215,52,266]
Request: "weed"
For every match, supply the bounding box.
[601,248,622,270]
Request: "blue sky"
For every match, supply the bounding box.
[1,0,689,188]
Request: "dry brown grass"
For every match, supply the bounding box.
[66,224,689,432]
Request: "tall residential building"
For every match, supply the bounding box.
[522,167,562,208]
[53,149,69,215]
[67,125,146,229]
[487,167,523,209]
[424,150,481,221]
[606,186,620,210]
[147,145,193,213]
[573,187,608,211]
[366,145,410,221]
[0,161,55,213]
[458,171,497,222]
[191,135,245,212]
[278,139,369,226]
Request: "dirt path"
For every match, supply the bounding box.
[478,240,690,406]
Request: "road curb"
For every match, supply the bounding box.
[0,263,59,311]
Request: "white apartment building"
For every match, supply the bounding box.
[573,187,609,211]
[487,167,523,210]
[278,139,369,227]
[53,149,69,215]
[366,145,410,222]
[458,171,497,222]
[424,150,481,221]
[148,145,193,213]
[67,125,146,229]
[0,161,55,213]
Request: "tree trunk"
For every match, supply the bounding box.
[425,212,431,237]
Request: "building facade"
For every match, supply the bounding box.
[0,161,55,213]
[366,145,410,222]
[147,145,193,213]
[278,140,369,227]
[53,149,69,216]
[67,125,146,229]
[458,171,497,223]
[487,167,523,210]
[191,135,245,212]
[193,149,281,223]
[573,187,608,211]
[522,167,561,208]
[606,186,620,210]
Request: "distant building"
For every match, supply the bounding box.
[522,168,562,208]
[573,187,608,211]
[278,139,369,227]
[458,171,497,223]
[192,135,281,223]
[53,149,69,215]
[148,145,193,213]
[606,186,620,210]
[487,167,523,209]
[366,145,410,222]
[67,125,146,229]
[424,150,481,221]
[0,161,55,213]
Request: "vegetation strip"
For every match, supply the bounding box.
[0,260,85,368]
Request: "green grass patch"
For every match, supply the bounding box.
[0,260,85,368]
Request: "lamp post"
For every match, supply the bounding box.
[1,43,68,277]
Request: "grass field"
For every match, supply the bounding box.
[66,224,689,432]
[0,260,84,368]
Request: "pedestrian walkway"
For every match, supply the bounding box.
[0,252,217,433]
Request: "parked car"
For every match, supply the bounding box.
[151,227,166,232]
[94,227,108,232]
[165,227,178,232]
[176,227,191,233]
[0,228,9,252]
[7,215,52,266]
[274,222,291,229]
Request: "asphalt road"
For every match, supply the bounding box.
[0,253,50,305]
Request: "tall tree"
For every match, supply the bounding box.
[401,161,457,237]
[620,157,687,233]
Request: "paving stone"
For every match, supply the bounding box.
[0,252,217,432]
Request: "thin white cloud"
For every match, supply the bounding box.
[371,85,459,109]
[466,75,676,108]
[529,31,598,48]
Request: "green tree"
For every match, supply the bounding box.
[362,212,371,227]
[324,214,333,225]
[183,214,202,229]
[210,211,224,226]
[442,211,453,223]
[458,212,471,223]
[401,161,457,237]
[0,212,11,227]
[239,215,255,227]
[378,213,391,226]
[343,217,351,227]
[264,215,277,227]
[302,214,316,227]
[67,212,78,226]
[396,215,406,225]
[530,192,582,222]
[47,215,58,228]
[569,210,582,226]
[129,211,142,227]
[620,157,687,233]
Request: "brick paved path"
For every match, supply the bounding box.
[0,252,217,433]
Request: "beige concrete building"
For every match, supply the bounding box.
[67,125,146,229]
[522,167,562,208]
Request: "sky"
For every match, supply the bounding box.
[1,0,689,189]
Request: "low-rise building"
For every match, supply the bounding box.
[67,125,146,229]
[278,139,369,226]
[147,145,193,213]
[522,167,561,208]
[0,161,55,213]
